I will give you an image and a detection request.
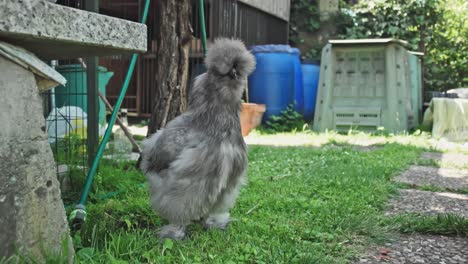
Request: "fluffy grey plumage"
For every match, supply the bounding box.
[140,38,256,240]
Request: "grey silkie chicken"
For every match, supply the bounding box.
[140,38,256,240]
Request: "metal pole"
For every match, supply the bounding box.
[85,0,99,168]
[84,0,149,202]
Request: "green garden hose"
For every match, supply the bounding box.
[69,0,152,230]
[199,0,208,54]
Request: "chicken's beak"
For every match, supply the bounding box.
[229,68,238,79]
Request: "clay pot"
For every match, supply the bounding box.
[240,103,266,136]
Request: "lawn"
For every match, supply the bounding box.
[40,132,468,263]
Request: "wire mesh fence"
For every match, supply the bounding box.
[41,62,90,202]
[41,0,289,202]
[38,1,132,205]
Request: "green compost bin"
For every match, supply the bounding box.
[54,64,114,125]
[408,52,423,127]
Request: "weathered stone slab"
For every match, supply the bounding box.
[394,165,468,190]
[0,0,147,59]
[0,56,73,260]
[0,41,66,91]
[356,234,468,264]
[385,189,468,217]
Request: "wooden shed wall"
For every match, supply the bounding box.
[59,0,290,117]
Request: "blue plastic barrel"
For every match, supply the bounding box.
[248,45,295,121]
[291,48,304,113]
[301,61,320,121]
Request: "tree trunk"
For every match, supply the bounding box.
[148,0,191,135]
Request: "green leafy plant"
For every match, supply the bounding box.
[261,104,308,133]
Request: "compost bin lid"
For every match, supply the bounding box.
[329,38,410,48]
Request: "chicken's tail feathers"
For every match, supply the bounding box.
[139,130,164,173]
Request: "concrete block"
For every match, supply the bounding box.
[0,56,73,261]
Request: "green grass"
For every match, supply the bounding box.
[396,182,468,195]
[132,134,146,141]
[413,157,441,167]
[26,132,467,263]
[414,156,468,170]
[63,137,432,263]
[388,214,468,236]
[1,236,73,264]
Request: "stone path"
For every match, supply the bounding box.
[357,234,468,264]
[385,189,468,218]
[356,152,468,264]
[420,152,468,169]
[394,165,468,191]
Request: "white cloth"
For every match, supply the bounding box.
[423,98,468,142]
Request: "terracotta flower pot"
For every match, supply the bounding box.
[240,103,266,136]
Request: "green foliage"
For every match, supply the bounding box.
[340,0,467,91]
[261,104,308,133]
[290,0,467,90]
[289,0,321,46]
[424,1,467,91]
[341,0,435,49]
[52,134,87,166]
[289,0,354,60]
[303,43,323,61]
